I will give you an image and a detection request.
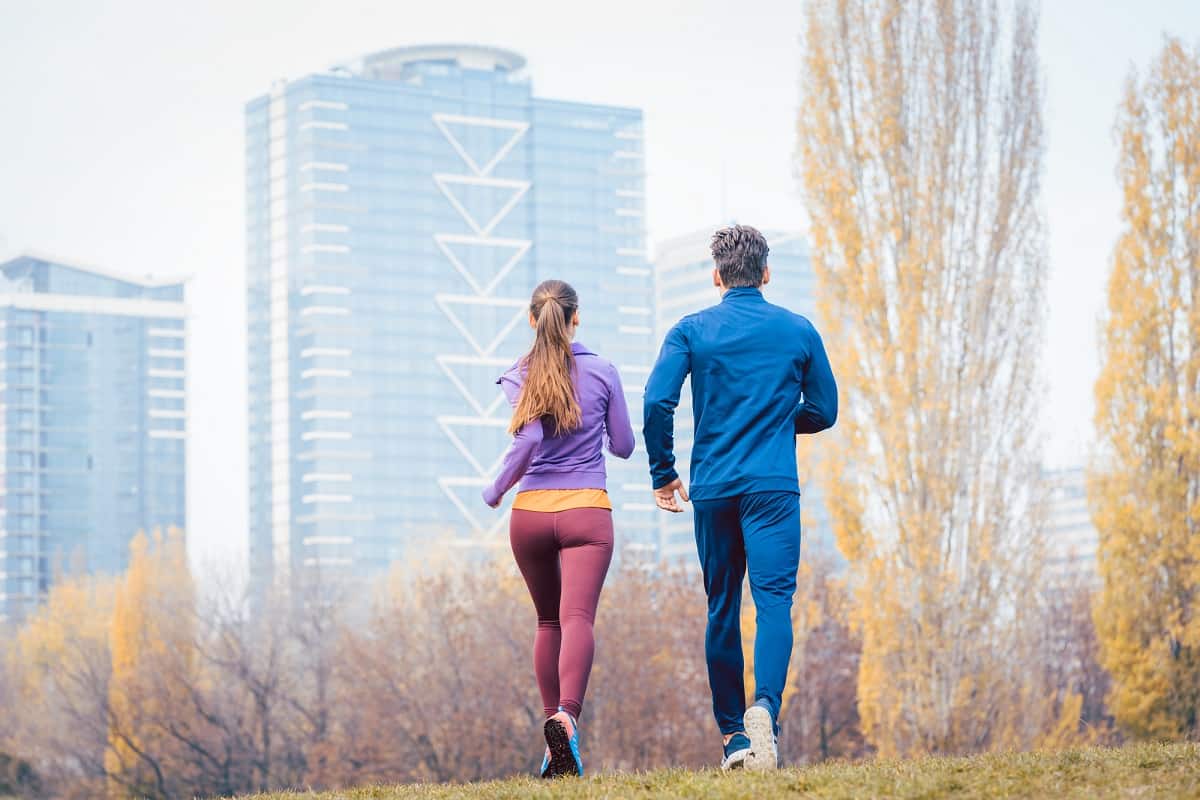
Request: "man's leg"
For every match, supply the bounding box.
[692,496,747,735]
[740,491,802,726]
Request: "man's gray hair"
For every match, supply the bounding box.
[711,225,769,288]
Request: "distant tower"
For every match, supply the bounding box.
[245,45,656,598]
[0,254,187,623]
[1044,466,1099,585]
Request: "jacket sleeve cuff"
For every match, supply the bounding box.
[652,469,679,491]
[481,486,502,508]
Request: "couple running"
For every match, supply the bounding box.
[481,225,838,778]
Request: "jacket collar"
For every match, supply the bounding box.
[571,341,596,356]
[721,286,765,302]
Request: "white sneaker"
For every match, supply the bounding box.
[721,732,753,771]
[743,702,778,771]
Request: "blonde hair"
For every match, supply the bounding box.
[509,280,582,436]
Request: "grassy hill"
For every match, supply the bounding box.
[238,742,1198,799]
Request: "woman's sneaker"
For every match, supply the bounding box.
[539,746,551,778]
[743,701,778,771]
[721,732,752,771]
[543,707,584,778]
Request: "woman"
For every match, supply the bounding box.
[482,279,634,778]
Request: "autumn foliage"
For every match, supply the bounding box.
[1091,36,1200,742]
[0,521,1113,799]
[1,533,876,799]
[796,0,1074,756]
[6,8,1199,800]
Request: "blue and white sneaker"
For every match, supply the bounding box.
[721,732,752,771]
[743,700,778,771]
[539,746,550,778]
[543,707,584,778]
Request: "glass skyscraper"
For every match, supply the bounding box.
[0,254,187,623]
[652,227,835,560]
[245,44,656,595]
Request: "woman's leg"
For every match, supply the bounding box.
[553,507,614,719]
[510,509,563,718]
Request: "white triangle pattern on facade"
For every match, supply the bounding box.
[437,476,510,538]
[432,111,533,537]
[432,113,530,178]
[436,415,510,479]
[434,295,526,358]
[435,354,510,418]
[435,234,531,296]
[433,174,530,237]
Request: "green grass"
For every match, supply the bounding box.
[238,742,1199,799]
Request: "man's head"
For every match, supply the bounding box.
[710,225,770,291]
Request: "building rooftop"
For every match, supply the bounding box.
[346,44,527,82]
[0,252,188,291]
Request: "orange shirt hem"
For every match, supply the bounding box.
[512,489,612,512]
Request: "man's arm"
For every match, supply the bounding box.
[643,321,691,494]
[795,321,838,435]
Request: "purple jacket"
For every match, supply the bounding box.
[482,342,635,508]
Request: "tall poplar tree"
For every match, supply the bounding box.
[797,0,1051,754]
[1092,36,1200,742]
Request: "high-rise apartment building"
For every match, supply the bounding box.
[652,228,835,560]
[1044,466,1099,585]
[245,45,656,594]
[0,254,187,622]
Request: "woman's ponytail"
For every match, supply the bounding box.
[510,280,582,435]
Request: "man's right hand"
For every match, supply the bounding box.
[653,478,690,513]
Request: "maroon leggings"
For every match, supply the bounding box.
[510,507,614,720]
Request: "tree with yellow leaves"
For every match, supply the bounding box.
[797,0,1060,755]
[779,546,865,764]
[1091,36,1200,742]
[105,527,197,799]
[5,573,115,798]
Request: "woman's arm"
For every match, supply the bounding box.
[482,416,544,508]
[605,363,636,459]
[482,373,542,508]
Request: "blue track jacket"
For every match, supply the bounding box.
[643,287,838,500]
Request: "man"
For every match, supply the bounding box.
[643,225,837,771]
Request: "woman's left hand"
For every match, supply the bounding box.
[482,487,502,509]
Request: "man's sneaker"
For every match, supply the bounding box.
[720,732,752,771]
[543,707,584,778]
[743,701,778,771]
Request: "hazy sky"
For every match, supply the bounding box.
[1,0,1196,576]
